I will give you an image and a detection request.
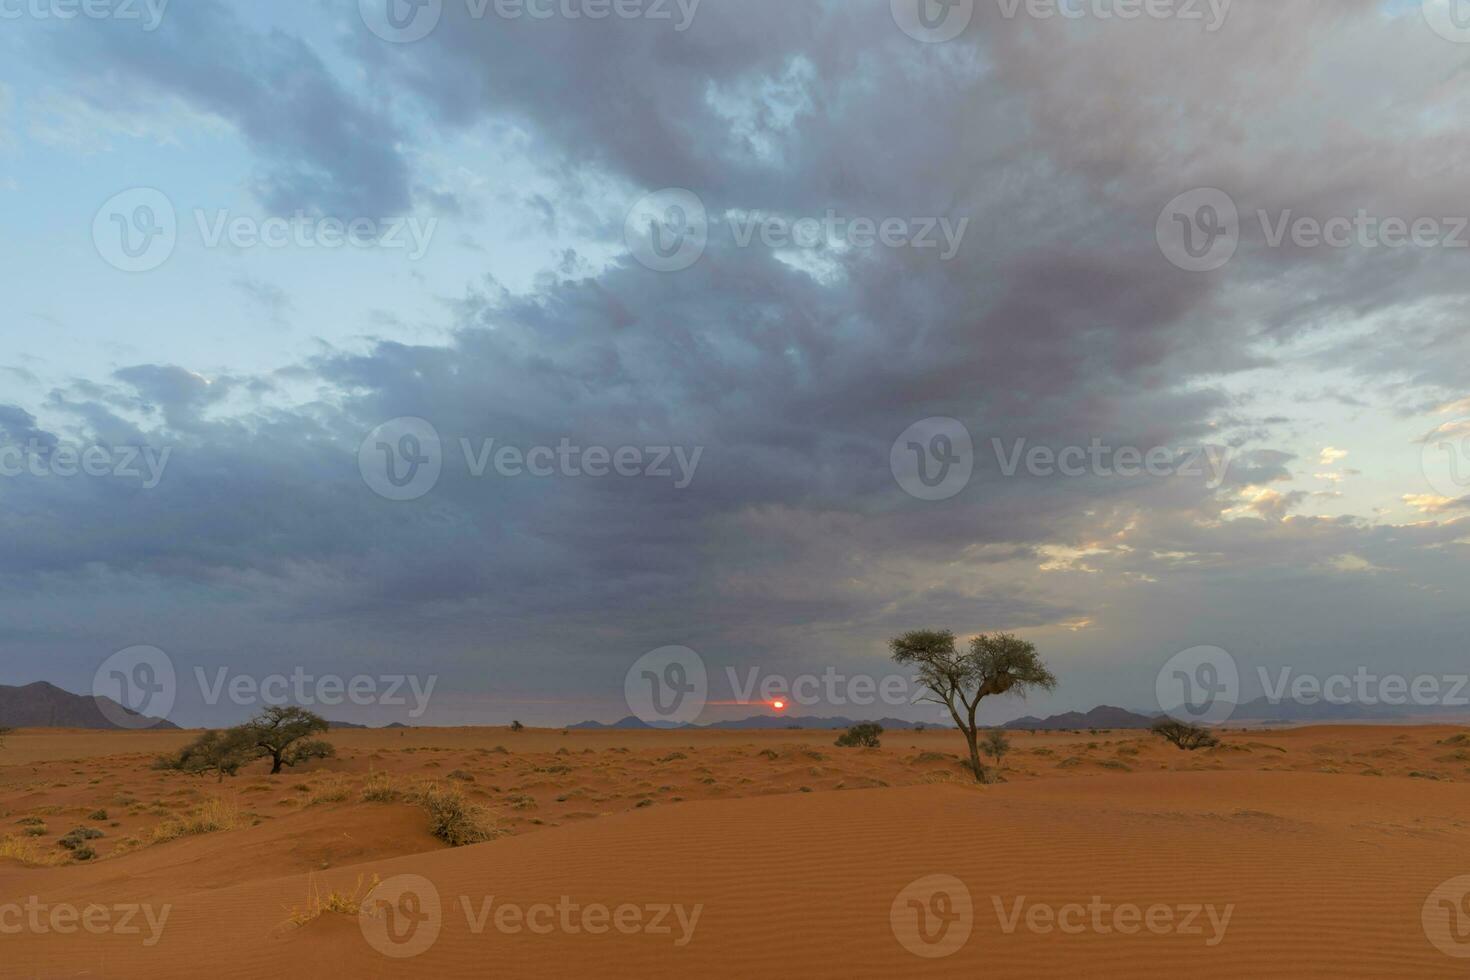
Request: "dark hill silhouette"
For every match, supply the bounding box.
[0,681,178,729]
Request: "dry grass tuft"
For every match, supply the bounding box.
[411,782,502,846]
[360,770,402,803]
[0,835,67,867]
[285,873,382,926]
[306,776,354,806]
[150,797,243,843]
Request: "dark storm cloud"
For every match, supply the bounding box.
[45,0,414,217]
[4,2,1469,721]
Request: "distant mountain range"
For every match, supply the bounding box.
[0,682,418,731]
[0,681,178,730]
[1002,705,1159,730]
[570,715,946,731]
[5,678,1464,733]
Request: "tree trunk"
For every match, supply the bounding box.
[963,728,984,782]
[270,752,283,774]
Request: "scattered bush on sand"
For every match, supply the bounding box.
[835,722,883,748]
[412,782,500,847]
[1151,720,1220,751]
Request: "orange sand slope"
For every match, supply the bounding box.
[4,726,1470,977]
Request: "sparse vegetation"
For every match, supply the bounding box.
[285,874,381,926]
[835,722,884,748]
[155,709,334,781]
[511,720,525,732]
[0,835,67,867]
[243,706,335,775]
[155,727,257,782]
[306,775,354,805]
[361,771,401,803]
[58,827,105,858]
[150,797,244,843]
[412,782,499,846]
[982,730,1011,772]
[1152,719,1220,751]
[892,630,1057,783]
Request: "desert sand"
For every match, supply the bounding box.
[3,724,1470,977]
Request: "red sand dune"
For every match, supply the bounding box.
[4,726,1470,977]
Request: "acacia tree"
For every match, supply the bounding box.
[892,630,1056,783]
[1152,719,1219,751]
[156,728,255,782]
[243,706,334,774]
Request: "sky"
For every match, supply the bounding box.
[0,0,1467,728]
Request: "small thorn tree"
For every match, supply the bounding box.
[891,630,1056,783]
[982,729,1012,771]
[243,706,334,774]
[1151,719,1219,751]
[155,727,256,782]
